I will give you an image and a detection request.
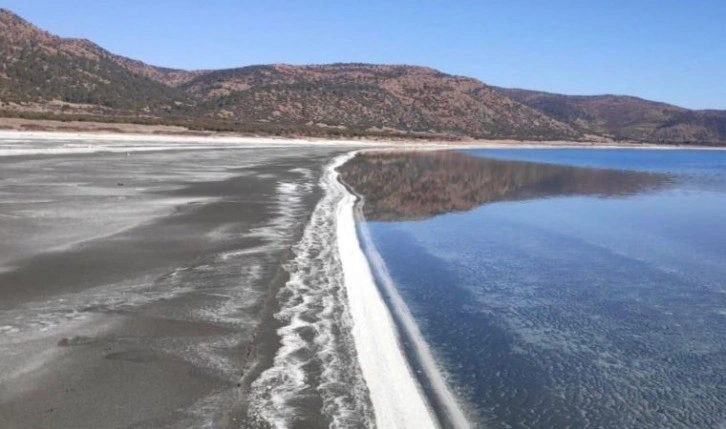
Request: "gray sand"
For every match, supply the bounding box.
[0,142,349,429]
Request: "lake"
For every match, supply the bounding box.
[341,148,726,428]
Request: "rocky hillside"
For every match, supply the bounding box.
[0,9,580,140]
[0,9,193,114]
[1,7,724,144]
[181,64,581,139]
[498,88,726,145]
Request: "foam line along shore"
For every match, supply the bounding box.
[249,151,449,428]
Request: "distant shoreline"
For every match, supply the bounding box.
[2,126,726,151]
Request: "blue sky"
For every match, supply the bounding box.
[4,0,725,109]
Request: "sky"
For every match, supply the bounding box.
[3,0,725,109]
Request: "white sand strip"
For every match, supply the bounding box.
[0,130,368,145]
[333,154,441,429]
[356,219,473,429]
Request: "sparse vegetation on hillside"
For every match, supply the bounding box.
[498,88,726,145]
[181,64,581,140]
[0,10,192,112]
[0,10,581,141]
[1,8,724,144]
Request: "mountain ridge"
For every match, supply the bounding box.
[179,63,580,139]
[495,87,726,145]
[1,8,724,144]
[0,8,193,114]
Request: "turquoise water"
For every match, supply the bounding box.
[361,149,726,428]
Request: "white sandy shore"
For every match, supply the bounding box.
[0,130,376,157]
[0,129,364,145]
[333,153,441,429]
[355,218,473,429]
[3,129,725,151]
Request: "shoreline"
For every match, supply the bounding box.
[2,129,726,151]
[334,153,441,428]
[0,142,341,428]
[2,134,724,427]
[337,156,473,428]
[355,217,473,429]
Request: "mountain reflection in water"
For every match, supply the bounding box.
[338,150,669,221]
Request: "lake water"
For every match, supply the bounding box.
[342,149,726,428]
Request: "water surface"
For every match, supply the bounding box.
[342,149,726,428]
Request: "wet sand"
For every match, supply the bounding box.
[0,140,349,428]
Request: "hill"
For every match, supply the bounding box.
[0,9,195,115]
[181,63,580,139]
[0,8,580,140]
[0,8,724,144]
[497,88,726,145]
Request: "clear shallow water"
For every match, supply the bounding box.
[346,149,726,428]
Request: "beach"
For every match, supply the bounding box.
[2,2,724,427]
[0,134,358,428]
[5,132,722,429]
